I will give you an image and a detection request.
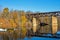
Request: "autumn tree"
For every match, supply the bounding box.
[19,11,27,39]
[2,8,9,19]
[3,8,9,13]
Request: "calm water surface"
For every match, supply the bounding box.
[23,32,60,40]
[0,32,60,40]
[18,37,60,40]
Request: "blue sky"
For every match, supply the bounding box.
[0,0,60,12]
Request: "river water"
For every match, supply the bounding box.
[0,36,60,40]
[0,37,60,40]
[24,37,60,40]
[0,31,60,40]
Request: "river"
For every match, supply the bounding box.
[0,31,60,40]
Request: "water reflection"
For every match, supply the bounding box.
[0,32,60,40]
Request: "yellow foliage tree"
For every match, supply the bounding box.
[0,18,11,29]
[3,8,9,13]
[20,11,27,38]
[21,15,27,27]
[9,19,17,28]
[13,11,18,19]
[2,8,9,18]
[12,11,18,27]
